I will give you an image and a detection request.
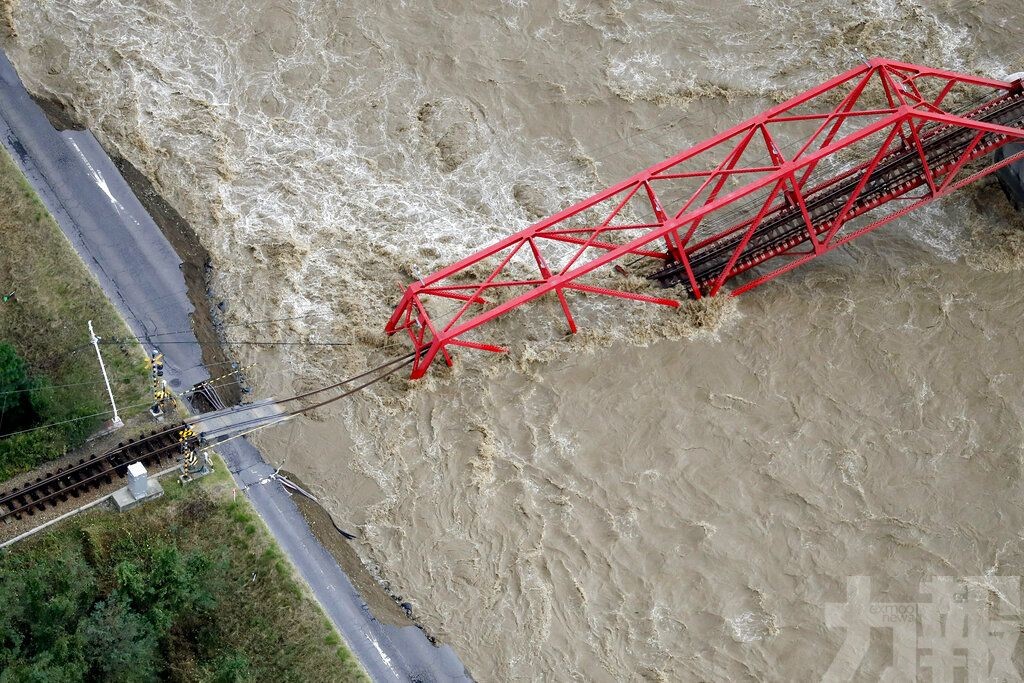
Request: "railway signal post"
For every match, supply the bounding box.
[148,349,171,421]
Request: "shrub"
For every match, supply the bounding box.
[0,342,39,436]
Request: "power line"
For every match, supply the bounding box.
[2,333,378,405]
[160,352,417,439]
[103,338,352,348]
[0,358,248,400]
[182,358,241,372]
[182,377,245,398]
[0,400,155,440]
[283,356,414,416]
[0,376,146,398]
[202,353,416,437]
[0,350,413,443]
[141,312,335,340]
[284,351,415,403]
[32,313,347,370]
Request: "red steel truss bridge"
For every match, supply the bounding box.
[386,58,1024,378]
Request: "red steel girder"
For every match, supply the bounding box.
[386,58,1024,378]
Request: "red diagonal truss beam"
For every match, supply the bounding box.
[386,58,1024,378]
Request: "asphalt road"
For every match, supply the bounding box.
[0,49,470,682]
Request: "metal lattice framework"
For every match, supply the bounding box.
[386,58,1024,378]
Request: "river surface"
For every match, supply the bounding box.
[6,1,1024,679]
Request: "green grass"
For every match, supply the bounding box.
[0,144,149,479]
[0,453,367,682]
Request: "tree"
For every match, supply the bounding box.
[0,342,38,435]
[76,594,160,682]
[208,651,252,683]
[0,544,95,680]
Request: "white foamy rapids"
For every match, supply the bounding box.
[7,0,1024,679]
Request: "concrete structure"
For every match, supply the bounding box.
[127,461,148,498]
[113,462,163,511]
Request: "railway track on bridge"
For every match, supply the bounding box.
[652,89,1024,293]
[0,425,187,524]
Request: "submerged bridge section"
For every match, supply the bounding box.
[386,58,1024,378]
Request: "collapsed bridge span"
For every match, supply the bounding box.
[386,58,1024,378]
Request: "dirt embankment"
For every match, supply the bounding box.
[279,469,419,631]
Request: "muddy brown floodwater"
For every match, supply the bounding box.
[6,0,1024,679]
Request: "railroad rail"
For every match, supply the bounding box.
[0,426,187,523]
[385,58,1024,378]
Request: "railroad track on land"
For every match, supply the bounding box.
[0,352,414,530]
[0,424,188,524]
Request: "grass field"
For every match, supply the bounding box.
[0,144,150,479]
[0,454,367,681]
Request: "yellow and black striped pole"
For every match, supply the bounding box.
[178,426,199,475]
[147,350,172,418]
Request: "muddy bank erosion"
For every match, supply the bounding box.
[280,470,419,631]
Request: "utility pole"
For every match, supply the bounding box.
[88,320,123,430]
